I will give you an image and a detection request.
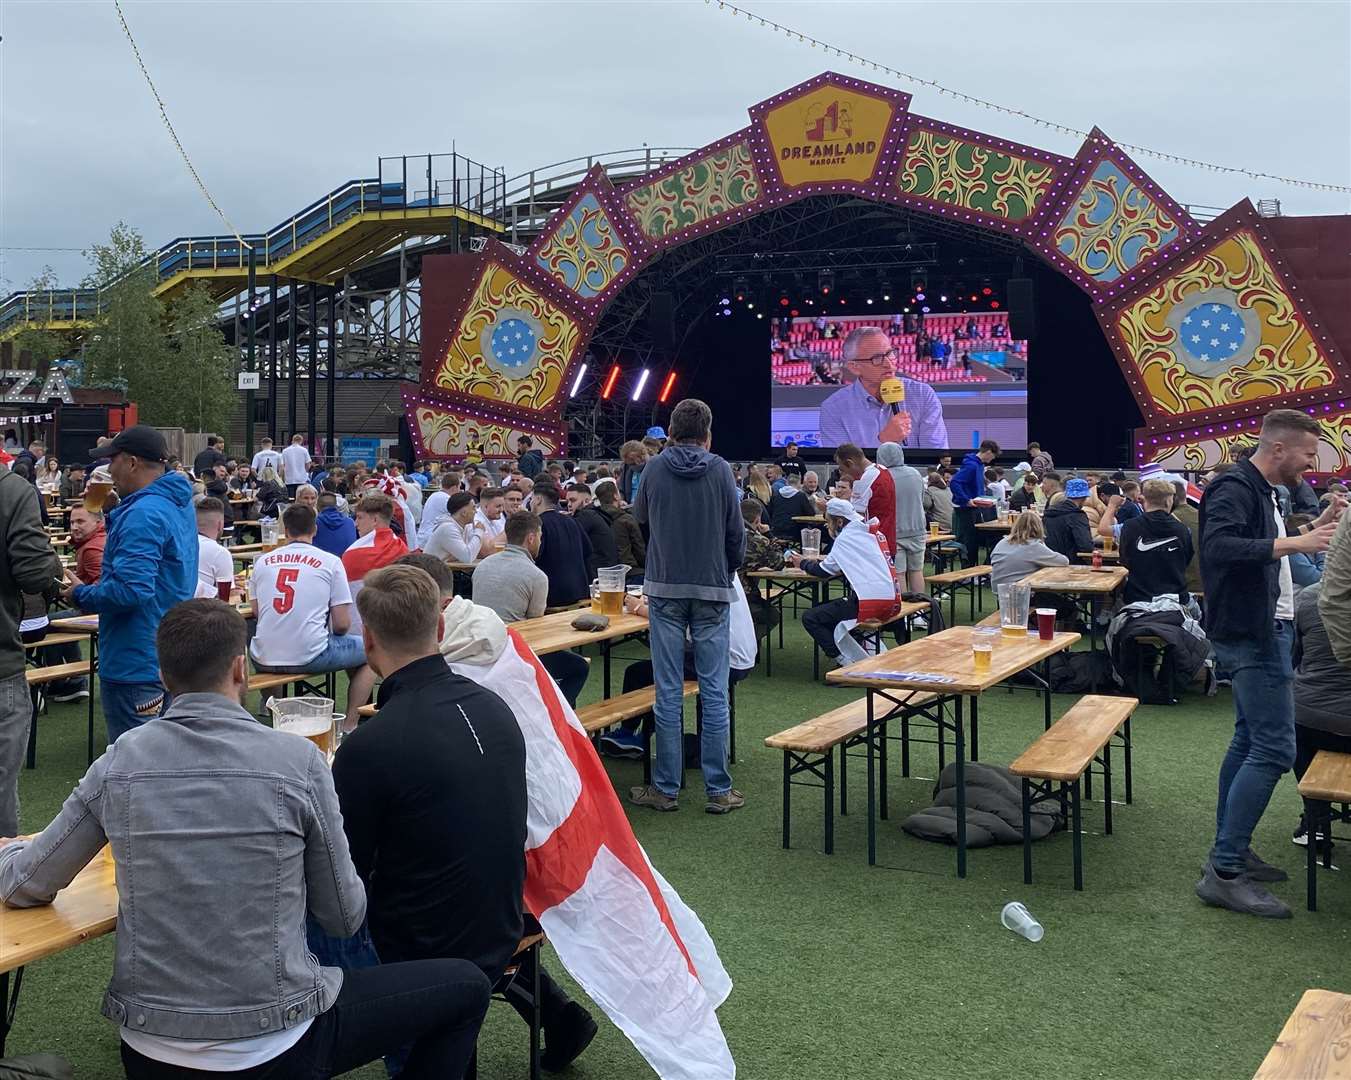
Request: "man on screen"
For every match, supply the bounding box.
[817,327,949,449]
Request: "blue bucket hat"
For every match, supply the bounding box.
[645,426,667,440]
[1065,477,1091,499]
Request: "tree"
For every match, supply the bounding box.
[163,285,235,435]
[11,267,71,371]
[79,223,165,394]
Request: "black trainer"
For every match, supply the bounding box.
[1195,861,1291,919]
[1243,847,1289,883]
[541,1001,598,1073]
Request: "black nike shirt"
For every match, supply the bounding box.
[1119,509,1194,603]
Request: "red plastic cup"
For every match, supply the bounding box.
[217,580,234,602]
[1036,608,1056,641]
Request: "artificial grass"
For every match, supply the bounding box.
[8,598,1351,1080]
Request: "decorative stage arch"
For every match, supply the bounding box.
[406,72,1349,470]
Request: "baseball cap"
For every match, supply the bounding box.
[89,425,169,463]
[1065,477,1091,499]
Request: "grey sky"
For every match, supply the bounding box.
[2,0,1348,292]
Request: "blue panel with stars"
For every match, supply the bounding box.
[1180,302,1245,365]
[489,318,538,373]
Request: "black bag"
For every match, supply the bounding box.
[1010,650,1114,694]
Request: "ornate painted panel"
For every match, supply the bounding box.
[896,128,1058,222]
[1055,159,1181,284]
[1139,405,1351,474]
[431,262,581,412]
[533,192,632,299]
[1114,229,1338,420]
[409,399,562,460]
[624,142,761,241]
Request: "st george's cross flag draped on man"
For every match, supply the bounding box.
[438,596,736,1079]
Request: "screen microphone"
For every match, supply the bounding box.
[879,377,905,415]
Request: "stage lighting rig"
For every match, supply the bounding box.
[732,276,749,303]
[818,269,835,295]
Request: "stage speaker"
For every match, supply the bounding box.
[1007,278,1035,339]
[649,291,676,354]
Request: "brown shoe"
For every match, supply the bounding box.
[628,784,678,812]
[706,789,746,815]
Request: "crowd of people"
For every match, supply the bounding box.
[2,399,1351,1077]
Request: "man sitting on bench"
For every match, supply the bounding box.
[247,503,376,725]
[789,498,902,667]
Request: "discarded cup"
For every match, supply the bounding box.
[1000,901,1044,942]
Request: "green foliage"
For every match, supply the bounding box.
[164,285,236,435]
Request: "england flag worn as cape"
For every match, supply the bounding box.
[340,526,408,632]
[438,597,735,1079]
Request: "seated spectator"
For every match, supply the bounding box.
[990,510,1068,591]
[193,497,235,600]
[767,470,815,541]
[1112,478,1195,603]
[744,465,772,506]
[1043,477,1094,561]
[203,466,235,525]
[1292,580,1351,854]
[341,493,409,634]
[424,492,485,562]
[250,503,376,724]
[1039,469,1062,507]
[567,483,620,579]
[1287,513,1325,588]
[255,464,287,518]
[60,464,86,501]
[228,463,254,492]
[314,491,357,557]
[788,499,901,667]
[922,471,955,535]
[294,483,319,512]
[595,480,645,578]
[474,486,508,545]
[37,457,62,495]
[472,511,590,705]
[320,475,349,514]
[68,506,106,585]
[802,470,826,513]
[416,470,459,546]
[503,484,525,514]
[1116,480,1144,523]
[531,481,592,607]
[0,599,489,1079]
[1008,471,1039,511]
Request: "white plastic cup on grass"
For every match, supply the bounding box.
[1000,901,1044,942]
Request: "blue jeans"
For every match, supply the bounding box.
[647,595,732,798]
[102,680,170,745]
[256,632,366,675]
[1210,621,1296,873]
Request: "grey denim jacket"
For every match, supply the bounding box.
[0,692,366,1040]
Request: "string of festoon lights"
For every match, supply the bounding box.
[707,0,1351,195]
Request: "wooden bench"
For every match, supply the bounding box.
[1253,988,1351,1080]
[248,671,335,700]
[1296,750,1351,911]
[924,564,992,624]
[25,660,94,770]
[577,681,700,782]
[853,599,932,653]
[766,691,939,854]
[1010,694,1138,890]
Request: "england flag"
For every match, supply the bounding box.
[438,597,735,1079]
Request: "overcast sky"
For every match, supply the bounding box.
[2,0,1348,292]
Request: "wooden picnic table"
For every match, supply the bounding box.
[746,568,840,679]
[975,519,1013,532]
[1254,988,1351,1079]
[0,850,117,1054]
[792,515,828,525]
[1077,550,1120,561]
[512,608,649,697]
[827,624,1080,873]
[1017,564,1127,685]
[445,561,480,573]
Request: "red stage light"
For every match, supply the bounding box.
[982,287,993,296]
[970,294,978,302]
[658,370,677,404]
[789,308,800,316]
[779,297,790,307]
[601,364,621,400]
[990,300,1001,309]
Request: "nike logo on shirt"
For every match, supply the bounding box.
[1135,537,1179,552]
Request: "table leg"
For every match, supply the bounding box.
[955,696,967,878]
[1043,657,1053,731]
[602,640,612,700]
[2,967,22,1058]
[87,634,99,765]
[866,691,877,867]
[970,694,980,763]
[811,581,820,682]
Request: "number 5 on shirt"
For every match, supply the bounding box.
[273,567,299,614]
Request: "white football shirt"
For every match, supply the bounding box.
[281,444,311,486]
[248,542,352,667]
[195,535,235,599]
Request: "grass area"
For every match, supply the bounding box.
[9,596,1351,1080]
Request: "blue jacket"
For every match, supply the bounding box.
[634,444,745,603]
[314,507,357,557]
[73,470,197,684]
[950,453,986,507]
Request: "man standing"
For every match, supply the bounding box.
[778,440,807,483]
[631,399,745,814]
[566,484,620,580]
[516,434,545,480]
[877,443,928,594]
[0,456,61,835]
[819,327,949,449]
[834,443,896,557]
[531,481,592,608]
[282,434,311,499]
[250,436,283,478]
[192,436,226,477]
[618,440,648,506]
[60,426,196,744]
[1196,408,1342,918]
[950,439,1000,567]
[1028,440,1054,476]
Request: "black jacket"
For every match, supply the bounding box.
[0,470,62,679]
[1043,499,1093,562]
[767,486,815,541]
[1120,510,1193,604]
[537,507,592,606]
[193,447,225,477]
[332,655,527,982]
[1009,486,1037,512]
[573,504,619,579]
[1199,458,1283,644]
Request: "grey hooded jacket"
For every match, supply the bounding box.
[877,442,927,540]
[0,692,365,1040]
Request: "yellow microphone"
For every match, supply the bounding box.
[879,377,905,416]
